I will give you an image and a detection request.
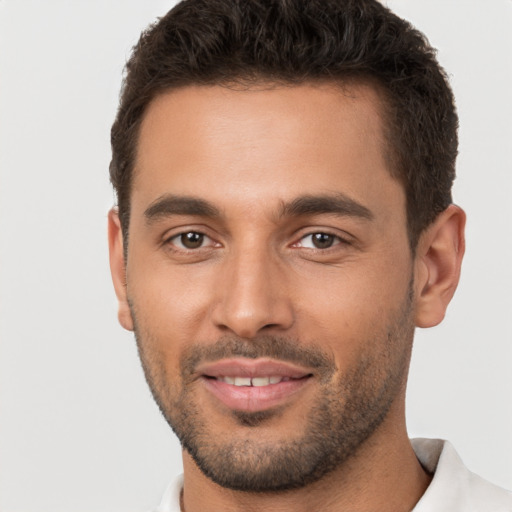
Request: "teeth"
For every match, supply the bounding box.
[234,377,251,386]
[252,377,270,387]
[219,376,285,386]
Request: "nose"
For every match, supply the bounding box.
[211,248,295,339]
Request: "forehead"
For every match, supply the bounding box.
[132,82,403,223]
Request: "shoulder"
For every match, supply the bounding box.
[464,468,512,511]
[412,438,512,511]
[147,475,183,512]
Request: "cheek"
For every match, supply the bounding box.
[127,259,216,343]
[292,255,412,354]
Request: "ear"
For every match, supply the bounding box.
[108,208,134,331]
[414,204,466,328]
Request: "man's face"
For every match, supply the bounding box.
[117,83,417,491]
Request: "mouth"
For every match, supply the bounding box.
[210,375,301,386]
[197,358,313,413]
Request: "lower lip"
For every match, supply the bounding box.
[201,377,311,412]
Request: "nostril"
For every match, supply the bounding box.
[262,323,280,330]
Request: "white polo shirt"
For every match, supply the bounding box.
[153,439,512,511]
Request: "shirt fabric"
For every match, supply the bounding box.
[152,438,512,511]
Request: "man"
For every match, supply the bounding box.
[107,0,512,510]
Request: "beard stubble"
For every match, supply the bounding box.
[131,283,415,492]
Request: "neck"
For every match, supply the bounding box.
[180,409,431,512]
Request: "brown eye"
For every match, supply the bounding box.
[172,231,206,249]
[166,230,220,254]
[295,232,343,250]
[311,233,336,249]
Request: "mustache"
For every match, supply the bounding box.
[180,335,336,380]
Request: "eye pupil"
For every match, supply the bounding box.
[312,233,334,249]
[181,232,204,249]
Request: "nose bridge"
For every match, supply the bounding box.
[213,241,293,338]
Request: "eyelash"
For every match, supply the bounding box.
[166,231,218,251]
[164,230,350,252]
[293,232,348,250]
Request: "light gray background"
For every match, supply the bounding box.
[1,1,511,511]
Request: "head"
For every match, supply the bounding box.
[108,0,465,494]
[110,0,458,252]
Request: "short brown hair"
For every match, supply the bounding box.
[110,0,458,249]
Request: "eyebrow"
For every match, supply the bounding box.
[143,192,373,224]
[279,194,374,221]
[144,195,221,223]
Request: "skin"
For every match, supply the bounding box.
[109,83,465,511]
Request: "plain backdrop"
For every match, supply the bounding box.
[0,1,511,511]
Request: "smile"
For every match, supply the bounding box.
[212,375,297,386]
[197,358,313,412]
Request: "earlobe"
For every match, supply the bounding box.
[414,205,466,328]
[108,208,134,331]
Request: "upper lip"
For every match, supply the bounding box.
[196,358,313,379]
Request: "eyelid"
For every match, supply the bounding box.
[160,225,354,252]
[163,227,221,251]
[298,234,341,249]
[291,229,353,249]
